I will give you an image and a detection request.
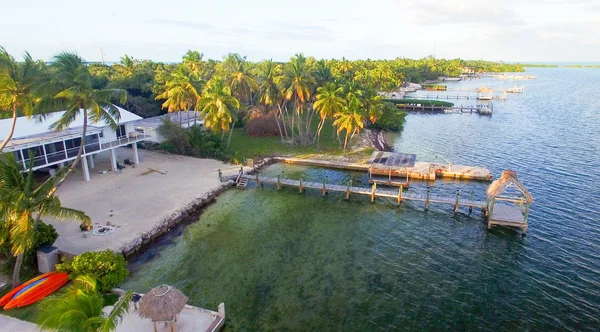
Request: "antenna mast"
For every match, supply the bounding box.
[100,47,105,65]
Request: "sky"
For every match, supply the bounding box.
[1,0,599,63]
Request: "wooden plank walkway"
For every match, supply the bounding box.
[243,175,488,209]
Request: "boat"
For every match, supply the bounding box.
[506,85,525,93]
[0,271,56,306]
[478,105,493,115]
[3,272,69,310]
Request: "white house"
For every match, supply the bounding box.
[0,106,154,181]
[135,110,203,144]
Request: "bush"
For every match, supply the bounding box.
[56,250,129,293]
[369,102,407,132]
[157,118,230,161]
[245,115,284,137]
[34,222,59,248]
[1,222,59,278]
[158,118,189,154]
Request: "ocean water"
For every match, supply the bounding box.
[122,68,600,331]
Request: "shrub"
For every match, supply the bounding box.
[158,117,189,154]
[369,102,407,132]
[56,250,129,293]
[34,222,59,248]
[245,115,283,137]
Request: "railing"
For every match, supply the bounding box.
[100,132,153,150]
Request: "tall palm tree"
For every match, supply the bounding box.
[38,275,133,332]
[0,47,43,152]
[115,54,136,77]
[256,59,285,141]
[313,83,344,149]
[35,53,127,185]
[182,50,204,78]
[0,155,90,287]
[196,77,240,148]
[282,54,315,144]
[155,65,201,126]
[333,95,365,153]
[222,53,258,106]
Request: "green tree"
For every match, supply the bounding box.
[333,95,365,152]
[256,59,285,141]
[197,77,240,148]
[37,275,133,332]
[313,83,344,149]
[35,53,127,185]
[222,53,258,106]
[0,155,90,287]
[0,47,43,152]
[155,65,202,126]
[281,53,315,144]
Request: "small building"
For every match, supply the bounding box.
[0,106,154,181]
[486,170,533,232]
[477,86,494,100]
[135,111,203,144]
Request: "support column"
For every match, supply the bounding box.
[88,155,95,169]
[132,143,140,164]
[81,156,91,182]
[110,149,118,174]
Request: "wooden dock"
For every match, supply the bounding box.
[244,174,487,211]
[272,157,493,182]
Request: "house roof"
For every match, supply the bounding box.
[486,170,533,203]
[0,106,141,151]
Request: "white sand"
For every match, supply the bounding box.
[46,148,245,255]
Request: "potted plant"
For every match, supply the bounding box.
[79,221,92,232]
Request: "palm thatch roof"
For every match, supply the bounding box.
[139,284,188,322]
[486,170,533,203]
[477,86,492,93]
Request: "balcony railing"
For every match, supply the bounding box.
[100,131,154,150]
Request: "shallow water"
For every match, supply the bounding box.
[123,69,600,331]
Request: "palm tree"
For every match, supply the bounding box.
[222,53,258,106]
[35,53,127,185]
[115,54,136,77]
[333,95,365,153]
[0,47,43,152]
[182,50,204,78]
[196,77,240,148]
[0,155,90,287]
[313,83,344,149]
[37,275,133,332]
[282,54,315,144]
[256,59,285,141]
[155,65,202,126]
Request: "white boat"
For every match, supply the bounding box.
[506,85,525,93]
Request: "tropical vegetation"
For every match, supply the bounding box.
[37,274,133,332]
[0,155,90,287]
[56,249,129,293]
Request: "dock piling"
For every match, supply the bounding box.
[346,180,352,200]
[277,175,281,191]
[299,180,303,194]
[454,189,460,214]
[398,186,403,205]
[255,173,259,186]
[218,169,222,182]
[425,186,431,210]
[371,183,376,203]
[322,179,327,197]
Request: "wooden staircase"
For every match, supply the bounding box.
[236,169,248,190]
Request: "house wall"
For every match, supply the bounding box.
[100,126,117,144]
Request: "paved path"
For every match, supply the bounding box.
[0,314,38,331]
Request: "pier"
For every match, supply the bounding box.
[273,153,494,182]
[238,169,532,232]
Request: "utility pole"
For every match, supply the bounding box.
[100,47,105,65]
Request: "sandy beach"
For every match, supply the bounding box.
[46,148,245,256]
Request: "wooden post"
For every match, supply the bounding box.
[218,169,222,182]
[299,180,303,194]
[454,189,460,214]
[397,186,403,205]
[371,183,376,203]
[255,173,259,186]
[322,181,327,197]
[524,202,530,223]
[277,175,281,191]
[468,192,474,214]
[425,186,430,210]
[345,180,352,200]
[389,169,392,182]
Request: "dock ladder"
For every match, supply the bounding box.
[235,167,248,190]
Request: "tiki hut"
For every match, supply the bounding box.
[477,86,493,100]
[486,170,533,231]
[139,284,188,332]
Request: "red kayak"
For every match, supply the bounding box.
[0,271,56,307]
[3,272,69,310]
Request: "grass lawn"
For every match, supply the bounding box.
[228,119,373,162]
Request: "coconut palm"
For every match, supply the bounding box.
[0,155,90,287]
[222,53,258,105]
[256,59,285,141]
[0,47,43,152]
[155,65,202,126]
[115,54,137,78]
[313,83,344,149]
[333,95,365,153]
[281,54,315,144]
[196,77,240,148]
[37,275,133,332]
[182,50,204,78]
[35,53,127,184]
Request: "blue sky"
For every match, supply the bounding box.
[2,0,599,62]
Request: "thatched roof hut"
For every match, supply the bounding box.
[139,284,188,322]
[487,170,533,203]
[477,86,492,93]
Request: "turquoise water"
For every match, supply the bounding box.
[123,68,600,331]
